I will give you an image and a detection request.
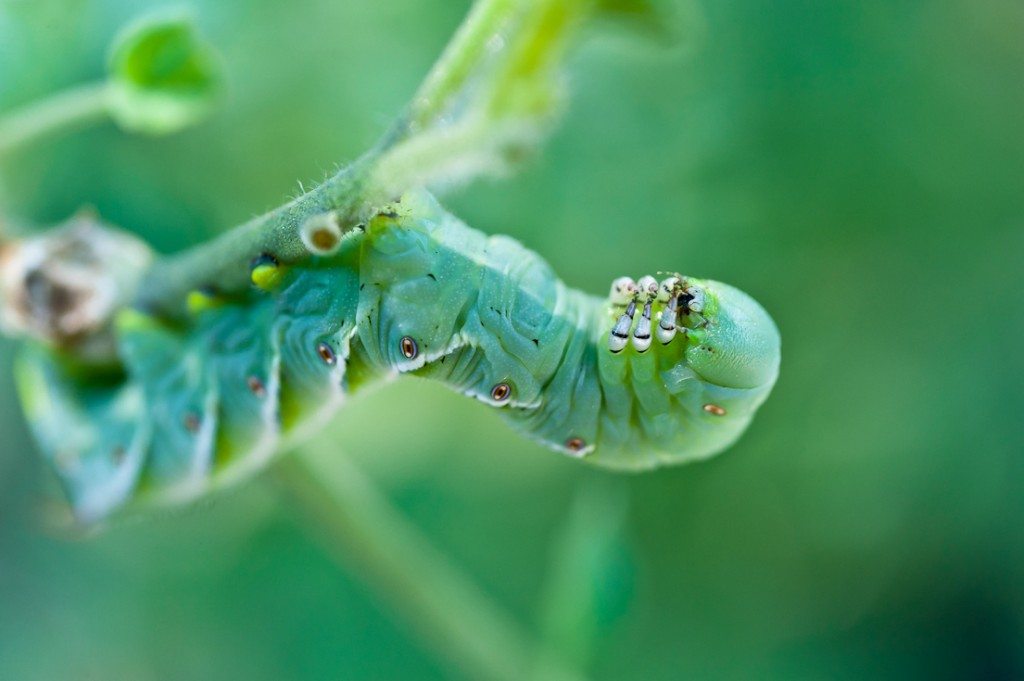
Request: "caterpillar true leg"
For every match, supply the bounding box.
[657,276,681,303]
[632,276,659,353]
[609,297,637,353]
[636,275,658,299]
[656,293,679,345]
[609,276,637,307]
[631,298,652,352]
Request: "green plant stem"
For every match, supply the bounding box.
[274,454,585,681]
[134,0,589,319]
[133,155,374,317]
[405,0,517,132]
[0,82,110,156]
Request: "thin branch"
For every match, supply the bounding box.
[0,82,111,156]
[405,0,518,133]
[274,454,585,681]
[132,155,372,317]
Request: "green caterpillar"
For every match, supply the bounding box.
[0,0,782,524]
[5,190,779,522]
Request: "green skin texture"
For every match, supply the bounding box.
[17,191,780,523]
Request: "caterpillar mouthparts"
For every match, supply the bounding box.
[607,274,707,354]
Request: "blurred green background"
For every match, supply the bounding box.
[1,0,1022,679]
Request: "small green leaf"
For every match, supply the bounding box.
[106,12,221,135]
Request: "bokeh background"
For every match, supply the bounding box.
[1,0,1022,679]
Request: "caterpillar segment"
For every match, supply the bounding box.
[7,190,779,522]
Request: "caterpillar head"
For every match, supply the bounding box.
[605,274,778,388]
[583,274,780,470]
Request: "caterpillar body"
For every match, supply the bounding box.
[5,191,780,522]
